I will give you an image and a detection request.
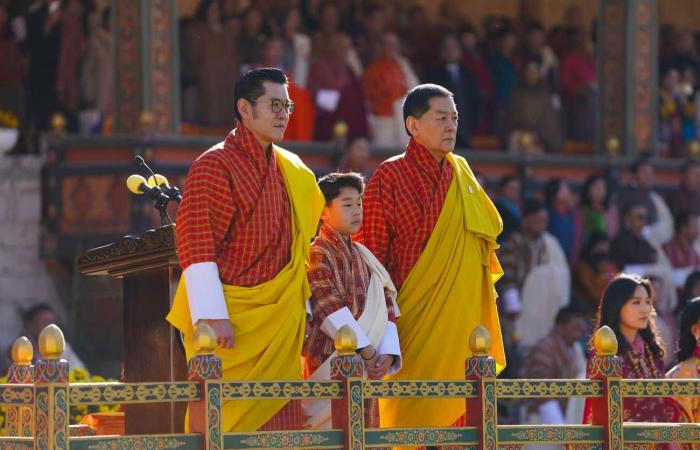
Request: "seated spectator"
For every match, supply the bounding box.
[576,174,616,242]
[280,7,311,89]
[426,34,480,148]
[363,31,418,148]
[615,157,674,246]
[185,0,238,126]
[545,178,581,263]
[2,303,86,374]
[573,232,617,315]
[504,57,563,153]
[337,136,371,178]
[516,21,560,96]
[490,26,518,135]
[494,175,522,244]
[560,29,596,141]
[308,33,368,141]
[667,297,700,423]
[498,199,570,351]
[658,67,687,157]
[664,213,700,288]
[666,159,700,218]
[460,24,494,135]
[520,306,587,426]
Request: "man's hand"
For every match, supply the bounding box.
[366,355,393,379]
[199,319,234,349]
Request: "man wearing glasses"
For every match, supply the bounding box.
[167,68,324,433]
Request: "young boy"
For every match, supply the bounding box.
[302,172,401,429]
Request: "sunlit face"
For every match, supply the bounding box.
[237,81,292,146]
[407,96,458,156]
[523,209,549,236]
[625,206,648,235]
[620,285,653,332]
[321,187,363,236]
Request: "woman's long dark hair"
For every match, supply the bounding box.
[676,297,700,363]
[592,273,664,359]
[580,174,610,209]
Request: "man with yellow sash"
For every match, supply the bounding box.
[167,68,324,432]
[359,84,506,440]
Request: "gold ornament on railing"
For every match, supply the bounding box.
[688,140,700,157]
[594,325,618,356]
[51,113,67,133]
[38,324,65,361]
[193,322,217,355]
[139,111,155,130]
[606,136,620,155]
[469,325,492,356]
[11,336,33,366]
[334,325,357,356]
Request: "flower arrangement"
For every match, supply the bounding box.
[0,368,120,435]
[0,110,19,129]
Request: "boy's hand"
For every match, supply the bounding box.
[199,319,235,349]
[366,354,393,379]
[360,345,379,368]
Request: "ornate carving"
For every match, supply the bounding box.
[608,380,623,450]
[73,436,195,449]
[149,0,177,133]
[363,380,476,399]
[331,353,363,378]
[69,382,199,405]
[348,379,363,450]
[496,380,603,398]
[34,360,69,384]
[466,356,496,378]
[189,355,222,381]
[483,380,497,450]
[222,381,342,400]
[626,424,700,442]
[231,431,335,448]
[0,386,34,405]
[206,381,222,450]
[375,429,467,446]
[499,426,603,443]
[588,355,623,379]
[77,225,177,276]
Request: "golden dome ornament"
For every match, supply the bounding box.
[11,336,33,366]
[193,322,218,355]
[469,325,492,357]
[594,326,618,356]
[38,324,65,361]
[334,325,357,356]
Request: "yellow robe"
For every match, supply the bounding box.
[379,153,506,434]
[167,147,324,432]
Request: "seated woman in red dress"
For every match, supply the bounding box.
[584,274,685,426]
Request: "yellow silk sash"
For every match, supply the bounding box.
[379,153,506,436]
[166,147,323,432]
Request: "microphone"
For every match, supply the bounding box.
[126,174,169,202]
[147,174,182,202]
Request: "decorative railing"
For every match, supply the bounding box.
[3,323,700,449]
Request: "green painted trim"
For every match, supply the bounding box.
[497,425,605,444]
[70,434,202,450]
[623,424,700,442]
[364,427,479,447]
[140,0,152,115]
[622,379,700,397]
[0,438,34,450]
[224,430,343,449]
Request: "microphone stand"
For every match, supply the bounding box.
[134,156,173,226]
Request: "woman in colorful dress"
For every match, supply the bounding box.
[667,297,700,424]
[584,274,684,426]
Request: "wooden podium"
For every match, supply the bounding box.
[77,224,186,434]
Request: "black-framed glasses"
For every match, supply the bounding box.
[254,98,295,115]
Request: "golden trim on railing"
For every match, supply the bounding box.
[68,381,201,404]
[496,379,604,398]
[362,380,478,398]
[221,380,343,399]
[621,379,700,397]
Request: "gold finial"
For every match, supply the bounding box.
[38,324,65,361]
[606,136,620,155]
[12,337,33,366]
[519,131,534,152]
[139,111,155,129]
[51,113,66,133]
[334,325,357,356]
[594,326,618,356]
[193,322,217,355]
[689,140,700,157]
[333,121,348,139]
[469,325,492,356]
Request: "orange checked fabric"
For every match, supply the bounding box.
[357,138,453,290]
[176,125,292,286]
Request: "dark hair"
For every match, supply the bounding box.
[22,303,54,325]
[402,84,453,136]
[622,202,648,219]
[233,68,288,122]
[592,274,664,359]
[499,174,519,189]
[543,178,565,207]
[318,172,365,205]
[522,198,545,217]
[676,297,700,363]
[679,271,700,315]
[675,212,695,233]
[630,155,653,174]
[580,174,609,208]
[555,305,584,325]
[580,231,610,263]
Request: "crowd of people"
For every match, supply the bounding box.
[1,0,699,156]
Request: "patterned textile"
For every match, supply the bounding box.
[357,138,453,290]
[497,231,547,293]
[302,223,399,428]
[302,223,397,364]
[362,58,408,116]
[667,356,700,423]
[259,400,303,430]
[663,234,700,269]
[176,125,292,286]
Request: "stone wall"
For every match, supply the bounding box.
[0,155,62,355]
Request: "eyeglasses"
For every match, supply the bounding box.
[253,98,295,115]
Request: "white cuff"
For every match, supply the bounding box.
[502,287,522,314]
[320,307,370,350]
[538,399,565,424]
[377,321,402,374]
[183,262,229,325]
